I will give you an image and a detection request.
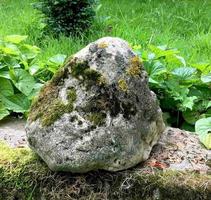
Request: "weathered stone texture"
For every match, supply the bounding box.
[26,37,165,172]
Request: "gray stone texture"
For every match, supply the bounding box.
[26,37,165,172]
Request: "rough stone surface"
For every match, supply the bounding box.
[26,37,165,173]
[145,127,210,174]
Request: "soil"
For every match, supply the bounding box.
[0,117,27,148]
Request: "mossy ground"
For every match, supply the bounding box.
[0,142,210,200]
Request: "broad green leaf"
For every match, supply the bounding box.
[1,43,20,55]
[0,69,10,79]
[27,83,43,99]
[1,47,19,55]
[20,44,40,59]
[149,45,179,58]
[9,67,17,82]
[172,67,196,80]
[181,96,197,110]
[22,44,40,53]
[182,110,201,125]
[165,55,186,69]
[0,64,6,70]
[192,63,210,73]
[181,122,195,132]
[201,74,211,83]
[148,77,159,84]
[144,61,166,78]
[0,93,30,113]
[0,102,9,120]
[206,101,211,109]
[201,134,211,150]
[189,86,211,99]
[165,79,181,92]
[29,64,40,75]
[4,35,28,44]
[141,51,155,61]
[195,117,211,149]
[12,69,35,96]
[0,78,14,96]
[175,55,186,66]
[2,55,19,66]
[48,54,67,65]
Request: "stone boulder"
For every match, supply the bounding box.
[26,37,165,173]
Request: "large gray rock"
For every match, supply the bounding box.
[26,37,165,173]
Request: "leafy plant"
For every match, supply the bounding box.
[133,44,211,148]
[195,117,211,149]
[0,35,66,120]
[36,0,97,36]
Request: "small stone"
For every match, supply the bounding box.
[26,37,165,173]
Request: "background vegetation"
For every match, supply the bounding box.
[0,0,210,62]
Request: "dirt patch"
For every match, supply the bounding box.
[0,117,27,148]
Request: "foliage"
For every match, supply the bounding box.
[195,117,211,149]
[0,35,66,120]
[134,45,211,147]
[36,0,97,36]
[1,0,210,63]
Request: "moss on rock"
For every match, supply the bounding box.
[126,55,142,76]
[28,58,107,127]
[70,60,102,84]
[87,112,107,126]
[28,67,77,127]
[0,142,210,200]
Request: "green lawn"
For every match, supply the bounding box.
[0,0,211,64]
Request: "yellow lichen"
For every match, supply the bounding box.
[126,55,142,76]
[98,42,109,48]
[118,79,128,92]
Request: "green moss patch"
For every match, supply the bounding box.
[0,142,210,200]
[28,58,106,127]
[28,67,76,127]
[70,60,102,85]
[86,112,107,126]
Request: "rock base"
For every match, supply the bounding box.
[0,127,210,200]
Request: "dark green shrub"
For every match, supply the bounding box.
[38,0,97,36]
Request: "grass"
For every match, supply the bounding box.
[0,0,210,65]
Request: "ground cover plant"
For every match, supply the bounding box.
[0,35,66,120]
[134,45,211,148]
[0,0,210,148]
